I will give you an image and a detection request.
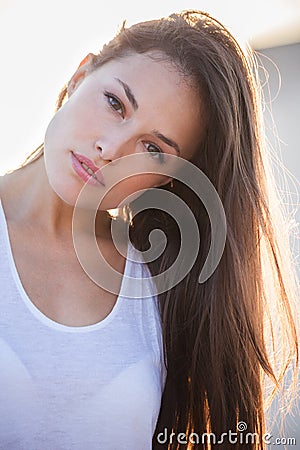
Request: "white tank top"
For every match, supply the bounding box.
[0,199,166,450]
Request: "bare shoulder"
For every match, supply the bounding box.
[0,171,14,195]
[0,173,5,191]
[0,172,13,218]
[0,168,28,223]
[0,173,8,202]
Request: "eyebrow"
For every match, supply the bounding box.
[115,78,181,156]
[115,78,138,111]
[152,130,181,155]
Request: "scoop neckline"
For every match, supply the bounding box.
[0,198,132,333]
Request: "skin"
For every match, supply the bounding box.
[0,52,204,326]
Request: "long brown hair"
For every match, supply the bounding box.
[19,10,299,449]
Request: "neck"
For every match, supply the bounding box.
[0,155,117,242]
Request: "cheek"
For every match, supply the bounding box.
[44,109,74,160]
[117,173,168,195]
[99,173,169,209]
[44,97,97,148]
[44,115,59,150]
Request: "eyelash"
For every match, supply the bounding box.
[143,142,165,164]
[104,91,165,164]
[104,91,125,116]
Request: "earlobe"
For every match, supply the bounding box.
[67,53,95,97]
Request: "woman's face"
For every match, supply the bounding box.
[44,52,204,210]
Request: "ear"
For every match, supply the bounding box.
[67,53,95,97]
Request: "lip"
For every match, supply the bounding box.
[71,151,106,187]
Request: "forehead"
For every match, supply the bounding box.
[89,52,205,160]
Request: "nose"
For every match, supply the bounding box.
[94,136,127,164]
[94,142,106,161]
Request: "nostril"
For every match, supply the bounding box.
[95,143,114,164]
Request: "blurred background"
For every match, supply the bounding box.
[0,0,299,446]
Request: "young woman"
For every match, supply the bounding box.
[0,10,298,450]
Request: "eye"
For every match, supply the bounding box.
[104,92,125,117]
[143,142,165,164]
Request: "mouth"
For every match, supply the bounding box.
[71,151,105,186]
